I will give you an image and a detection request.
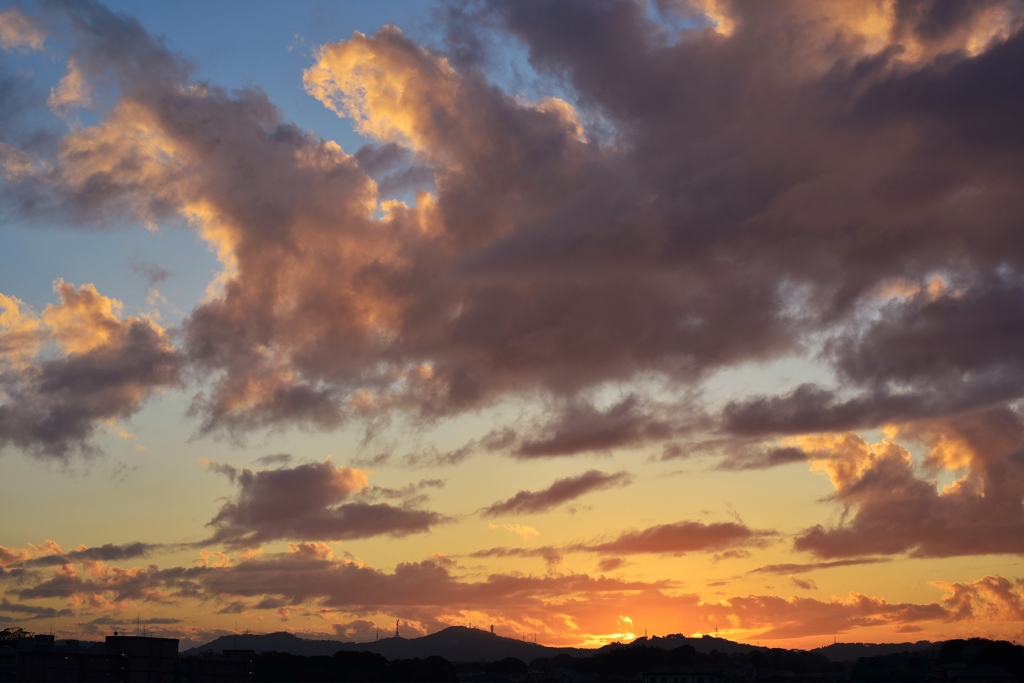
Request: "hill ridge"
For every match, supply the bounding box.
[182,625,939,663]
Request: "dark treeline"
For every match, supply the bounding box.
[529,643,845,681]
[253,651,457,683]
[937,638,1024,673]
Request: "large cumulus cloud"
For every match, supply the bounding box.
[0,0,1022,469]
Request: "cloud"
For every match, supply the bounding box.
[483,469,631,515]
[130,262,171,288]
[15,562,161,604]
[0,599,72,620]
[0,282,182,459]
[358,478,445,504]
[934,575,1024,622]
[789,576,817,591]
[397,428,517,468]
[695,592,948,641]
[716,444,810,470]
[597,557,625,572]
[0,545,30,567]
[0,142,40,182]
[515,397,677,458]
[0,8,45,51]
[0,0,1022,480]
[470,545,564,567]
[180,543,669,616]
[790,407,1024,558]
[204,460,444,547]
[574,520,777,556]
[48,59,93,116]
[5,540,996,644]
[725,279,1024,437]
[15,542,158,568]
[487,522,540,539]
[11,1,796,441]
[471,519,775,563]
[748,558,890,576]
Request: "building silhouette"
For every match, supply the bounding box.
[3,633,251,683]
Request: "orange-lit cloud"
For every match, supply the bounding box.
[0,282,181,459]
[0,8,45,51]
[12,545,1024,645]
[48,59,93,117]
[793,407,1024,558]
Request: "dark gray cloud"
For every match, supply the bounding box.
[0,598,73,620]
[482,469,631,515]
[716,444,809,470]
[88,616,182,626]
[253,453,292,467]
[515,397,677,458]
[725,279,1024,437]
[573,520,777,556]
[204,460,445,547]
[195,548,665,611]
[16,542,157,568]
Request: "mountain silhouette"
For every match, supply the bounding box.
[183,626,581,662]
[183,626,944,664]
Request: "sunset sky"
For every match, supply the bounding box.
[3,0,1024,651]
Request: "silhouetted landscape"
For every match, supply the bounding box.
[182,626,937,662]
[5,625,1023,682]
